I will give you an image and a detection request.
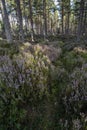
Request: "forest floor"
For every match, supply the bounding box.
[0,36,87,129]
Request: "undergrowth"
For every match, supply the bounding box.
[0,39,87,130]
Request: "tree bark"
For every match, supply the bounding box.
[15,0,24,42]
[43,0,47,38]
[28,0,34,42]
[61,0,64,34]
[77,0,85,41]
[1,0,13,43]
[66,0,70,34]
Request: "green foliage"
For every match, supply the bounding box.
[0,40,87,129]
[0,46,51,129]
[62,50,87,72]
[0,40,19,57]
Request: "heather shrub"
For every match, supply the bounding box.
[69,64,87,101]
[0,39,87,130]
[48,57,87,129]
[0,41,19,57]
[58,41,65,48]
[62,51,86,72]
[46,66,70,130]
[59,63,87,129]
[74,47,87,61]
[0,48,50,129]
[63,42,77,51]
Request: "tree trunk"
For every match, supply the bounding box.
[28,0,34,42]
[15,0,24,42]
[43,0,47,39]
[77,0,85,41]
[61,0,64,34]
[83,5,87,35]
[66,0,70,34]
[1,0,13,43]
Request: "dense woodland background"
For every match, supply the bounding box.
[0,0,87,130]
[0,0,87,42]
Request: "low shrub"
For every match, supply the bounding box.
[62,51,86,72]
[0,48,50,129]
